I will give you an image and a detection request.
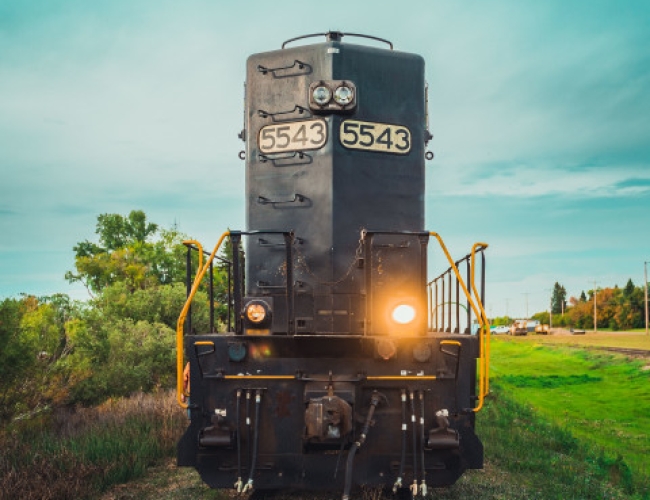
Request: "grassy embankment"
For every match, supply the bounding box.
[486,334,650,498]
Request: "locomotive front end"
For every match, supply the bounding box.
[177,32,489,498]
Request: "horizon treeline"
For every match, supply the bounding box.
[492,279,648,330]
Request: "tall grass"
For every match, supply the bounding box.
[0,390,186,500]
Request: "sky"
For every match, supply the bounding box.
[1,0,649,318]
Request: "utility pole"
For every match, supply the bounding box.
[593,280,598,333]
[549,292,553,330]
[522,292,529,319]
[643,261,648,335]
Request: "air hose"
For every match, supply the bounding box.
[419,391,427,497]
[242,390,262,493]
[393,389,407,493]
[341,391,381,500]
[234,389,243,492]
[245,390,252,467]
[409,391,418,498]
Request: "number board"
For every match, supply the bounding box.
[340,120,411,154]
[258,119,327,155]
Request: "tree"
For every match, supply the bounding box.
[0,211,235,421]
[491,315,513,326]
[66,211,187,295]
[0,295,81,421]
[0,298,32,420]
[551,282,567,314]
[579,290,587,302]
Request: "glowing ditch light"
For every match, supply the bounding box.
[391,304,416,325]
[246,303,267,324]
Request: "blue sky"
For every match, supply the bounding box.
[1,0,649,318]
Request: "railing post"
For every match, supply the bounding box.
[481,251,486,313]
[209,260,215,333]
[185,245,192,335]
[441,278,445,332]
[447,271,452,333]
[231,232,243,334]
[466,258,472,334]
[434,280,438,331]
[227,262,232,332]
[455,260,460,333]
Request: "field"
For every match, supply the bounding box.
[511,330,650,350]
[489,332,650,495]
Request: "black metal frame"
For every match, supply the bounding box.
[230,230,295,335]
[185,232,487,338]
[184,243,233,334]
[428,247,486,334]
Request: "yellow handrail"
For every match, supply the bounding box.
[469,242,490,411]
[176,231,230,408]
[430,232,490,412]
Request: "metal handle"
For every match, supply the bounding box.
[282,31,393,50]
[257,60,312,77]
[258,105,311,122]
[258,151,312,166]
[257,194,306,205]
[258,237,303,247]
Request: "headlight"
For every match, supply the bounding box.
[391,304,416,325]
[309,80,356,112]
[246,303,267,324]
[312,85,332,106]
[333,85,354,106]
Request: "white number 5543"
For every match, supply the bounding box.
[340,120,411,155]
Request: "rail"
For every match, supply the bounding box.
[176,231,230,408]
[429,233,490,411]
[183,241,233,335]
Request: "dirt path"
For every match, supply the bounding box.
[99,458,534,500]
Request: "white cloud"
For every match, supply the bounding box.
[428,162,650,198]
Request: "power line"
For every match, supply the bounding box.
[643,261,648,335]
[593,280,597,333]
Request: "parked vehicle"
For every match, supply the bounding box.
[535,324,550,335]
[510,320,528,336]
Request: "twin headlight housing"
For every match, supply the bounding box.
[309,80,356,112]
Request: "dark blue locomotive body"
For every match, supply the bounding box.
[177,32,489,499]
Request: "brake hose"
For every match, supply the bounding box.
[242,390,262,493]
[419,391,427,497]
[409,391,418,498]
[234,389,243,492]
[341,391,381,500]
[393,389,407,493]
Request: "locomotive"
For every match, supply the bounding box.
[176,32,490,499]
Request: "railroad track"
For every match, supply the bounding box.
[595,346,650,358]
